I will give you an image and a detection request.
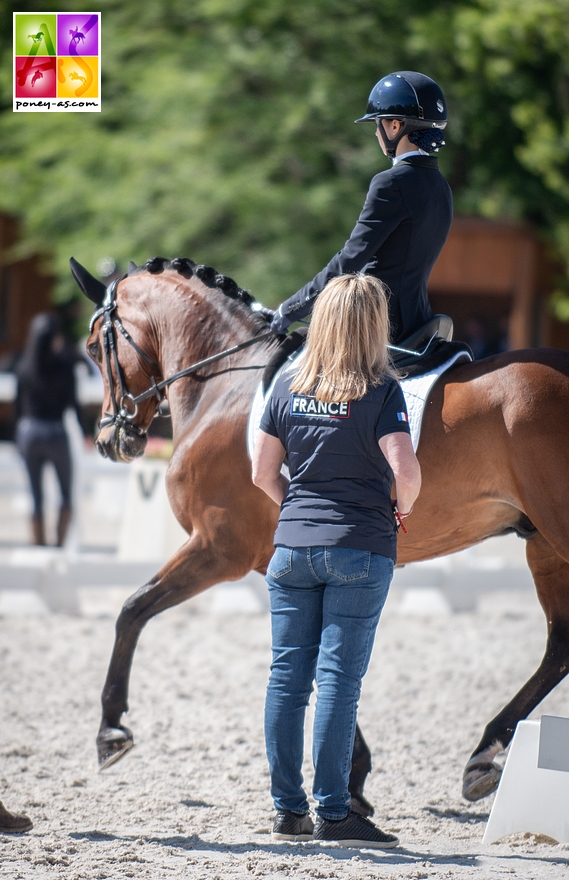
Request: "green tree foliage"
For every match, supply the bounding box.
[0,0,568,315]
[0,0,429,304]
[410,0,569,314]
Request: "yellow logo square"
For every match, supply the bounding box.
[56,55,98,98]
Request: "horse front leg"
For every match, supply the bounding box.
[462,533,569,800]
[97,537,246,769]
[97,579,160,769]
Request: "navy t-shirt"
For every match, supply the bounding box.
[259,369,411,560]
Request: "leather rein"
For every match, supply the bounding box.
[91,275,274,438]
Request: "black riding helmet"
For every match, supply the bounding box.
[355,71,447,159]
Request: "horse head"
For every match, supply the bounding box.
[70,255,273,464]
[70,257,164,462]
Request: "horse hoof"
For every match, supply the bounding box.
[97,726,134,770]
[462,761,502,801]
[350,792,375,818]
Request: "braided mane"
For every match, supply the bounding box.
[127,257,272,332]
[129,256,271,330]
[134,256,253,303]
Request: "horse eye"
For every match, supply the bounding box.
[87,341,100,361]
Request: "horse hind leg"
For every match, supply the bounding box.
[462,532,569,800]
[349,723,374,817]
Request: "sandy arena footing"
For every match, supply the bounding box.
[1,588,568,879]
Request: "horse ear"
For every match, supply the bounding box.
[128,261,138,274]
[69,257,107,306]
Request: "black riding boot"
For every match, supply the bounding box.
[57,505,72,547]
[31,514,45,546]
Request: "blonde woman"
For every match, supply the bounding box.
[253,273,421,848]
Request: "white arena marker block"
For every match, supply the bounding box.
[483,719,569,844]
[397,587,452,616]
[118,459,188,563]
[538,715,569,772]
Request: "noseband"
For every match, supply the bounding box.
[91,275,273,438]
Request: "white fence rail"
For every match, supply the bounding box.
[0,420,534,615]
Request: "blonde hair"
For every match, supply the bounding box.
[290,274,399,403]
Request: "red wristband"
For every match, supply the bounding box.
[397,505,414,518]
[392,501,413,534]
[394,510,408,534]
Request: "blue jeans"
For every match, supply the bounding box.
[264,545,393,819]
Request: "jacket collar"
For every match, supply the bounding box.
[392,148,428,165]
[397,154,439,169]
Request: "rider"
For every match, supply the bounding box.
[270,71,452,345]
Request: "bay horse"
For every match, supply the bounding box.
[71,255,569,810]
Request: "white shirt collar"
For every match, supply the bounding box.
[392,148,428,166]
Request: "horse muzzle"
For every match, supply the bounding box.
[95,423,147,462]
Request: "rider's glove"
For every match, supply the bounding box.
[270,306,292,336]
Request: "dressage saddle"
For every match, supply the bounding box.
[263,314,472,392]
[390,315,472,376]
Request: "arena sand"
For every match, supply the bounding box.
[1,586,568,879]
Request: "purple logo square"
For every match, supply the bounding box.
[57,13,99,56]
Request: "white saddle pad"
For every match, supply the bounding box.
[247,360,294,472]
[247,349,472,459]
[401,350,472,452]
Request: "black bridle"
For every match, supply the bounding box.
[91,275,274,438]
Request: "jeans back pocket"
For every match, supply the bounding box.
[324,548,371,582]
[267,547,293,579]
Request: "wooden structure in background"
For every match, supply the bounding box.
[429,216,568,351]
[0,212,568,361]
[0,213,53,364]
[0,214,55,439]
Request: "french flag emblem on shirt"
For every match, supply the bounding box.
[397,412,409,423]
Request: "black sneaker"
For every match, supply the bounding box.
[272,810,314,841]
[314,810,399,849]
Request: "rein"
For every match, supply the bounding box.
[92,275,273,437]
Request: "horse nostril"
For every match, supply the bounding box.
[96,440,107,459]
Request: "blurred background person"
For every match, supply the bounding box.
[14,312,84,547]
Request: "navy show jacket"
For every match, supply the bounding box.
[278,154,453,344]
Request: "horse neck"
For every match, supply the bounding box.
[148,276,269,431]
[153,276,262,374]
